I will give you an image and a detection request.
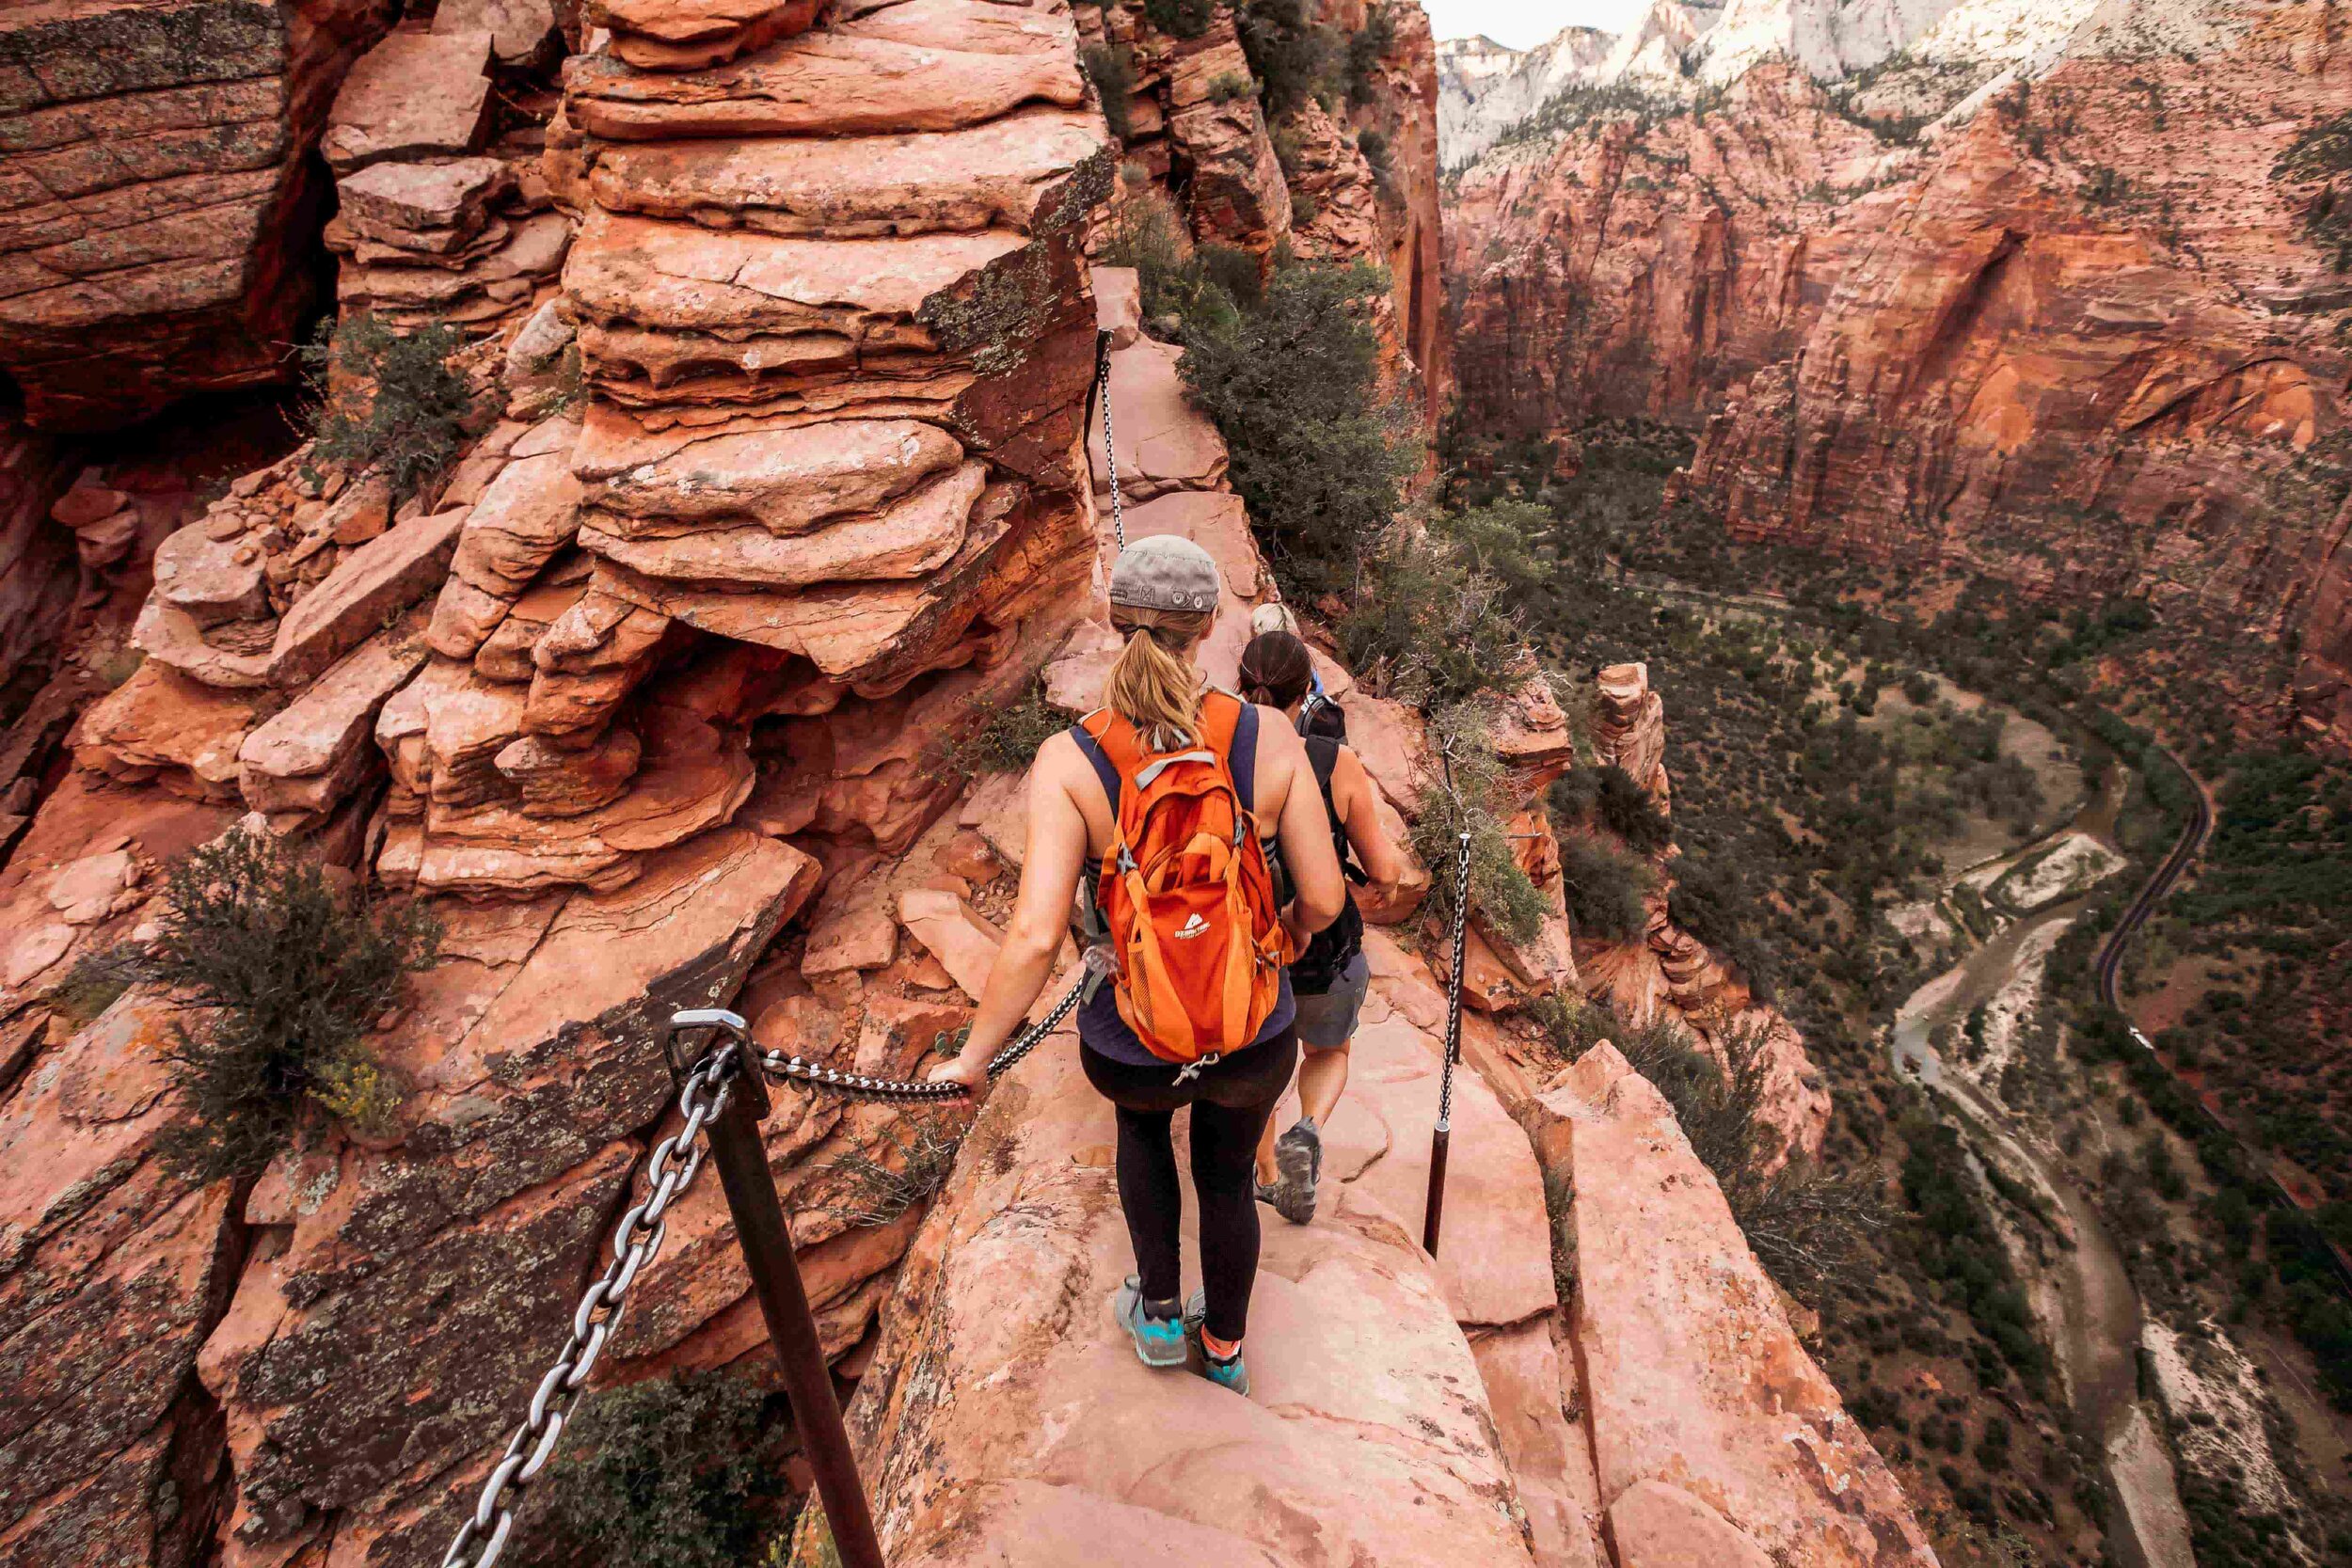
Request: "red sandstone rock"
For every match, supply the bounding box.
[1535,1043,1934,1567]
[0,0,399,431]
[238,616,429,830]
[896,888,1003,1002]
[73,663,263,802]
[1594,661,1672,811]
[323,29,496,173]
[271,506,467,689]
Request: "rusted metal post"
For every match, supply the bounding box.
[671,1011,887,1568]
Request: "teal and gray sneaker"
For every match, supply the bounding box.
[1183,1291,1251,1397]
[1113,1275,1187,1368]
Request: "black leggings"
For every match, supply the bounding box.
[1080,1026,1300,1344]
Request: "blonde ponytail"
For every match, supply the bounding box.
[1105,606,1211,752]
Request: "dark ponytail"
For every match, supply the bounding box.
[1238,628,1314,710]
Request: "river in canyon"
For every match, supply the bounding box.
[1889,766,2197,1568]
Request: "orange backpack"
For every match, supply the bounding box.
[1077,692,1295,1065]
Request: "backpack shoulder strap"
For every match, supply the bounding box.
[1211,692,1258,815]
[1070,715,1123,817]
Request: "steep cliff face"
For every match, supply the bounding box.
[0,0,399,432]
[1443,62,1887,439]
[1443,0,2352,746]
[1085,0,1445,417]
[1681,0,2352,743]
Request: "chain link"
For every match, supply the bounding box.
[1097,349,1124,551]
[441,1044,739,1568]
[1437,828,1472,1131]
[761,972,1088,1103]
[437,971,1089,1566]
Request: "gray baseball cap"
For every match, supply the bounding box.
[1108,534,1221,614]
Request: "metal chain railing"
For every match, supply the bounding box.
[757,973,1088,1102]
[1422,735,1477,1255]
[439,973,1090,1568]
[441,1041,739,1568]
[1097,344,1124,551]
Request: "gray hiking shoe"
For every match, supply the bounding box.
[1271,1117,1321,1224]
[1113,1275,1187,1368]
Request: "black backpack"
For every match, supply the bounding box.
[1297,689,1348,744]
[1291,734,1365,993]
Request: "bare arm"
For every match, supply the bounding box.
[1263,712,1344,933]
[1333,746,1405,891]
[929,738,1089,1094]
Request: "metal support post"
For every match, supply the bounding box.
[676,1012,888,1568]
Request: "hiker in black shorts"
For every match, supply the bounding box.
[1235,627,1405,1225]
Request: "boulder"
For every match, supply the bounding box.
[433,0,558,66]
[0,0,396,431]
[150,523,269,628]
[1609,1480,1776,1568]
[336,156,514,244]
[584,107,1107,238]
[428,444,585,657]
[323,30,496,173]
[73,663,263,801]
[238,620,430,829]
[1092,263,1141,350]
[589,0,825,70]
[272,507,468,688]
[573,409,965,536]
[564,32,1085,140]
[1536,1043,1935,1567]
[895,888,1002,1002]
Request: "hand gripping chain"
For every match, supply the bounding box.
[438,977,1088,1568]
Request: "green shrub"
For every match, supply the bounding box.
[1552,765,1673,853]
[1356,127,1396,197]
[1558,833,1654,942]
[1141,0,1213,37]
[44,942,147,1028]
[822,1111,969,1227]
[301,312,477,499]
[1082,44,1136,141]
[1412,707,1549,945]
[1336,530,1521,708]
[1233,0,1342,118]
[151,828,441,1178]
[535,1372,787,1568]
[1175,257,1412,596]
[1099,190,1243,339]
[1526,991,1617,1060]
[1207,71,1254,103]
[952,678,1063,774]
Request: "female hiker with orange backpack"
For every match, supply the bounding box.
[930,536,1345,1397]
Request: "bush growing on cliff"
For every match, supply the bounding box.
[153,828,440,1178]
[951,677,1062,775]
[534,1372,788,1568]
[1411,706,1549,946]
[1336,529,1520,708]
[1176,257,1413,596]
[1557,834,1655,942]
[1081,44,1136,140]
[302,312,477,499]
[1550,764,1674,854]
[1618,1012,1884,1305]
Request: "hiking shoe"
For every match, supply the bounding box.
[1181,1293,1250,1397]
[1200,1347,1250,1397]
[1113,1276,1187,1368]
[1272,1117,1322,1224]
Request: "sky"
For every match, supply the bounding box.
[1420,0,1651,48]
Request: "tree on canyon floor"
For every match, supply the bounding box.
[107,828,443,1178]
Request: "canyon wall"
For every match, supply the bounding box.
[1443,0,2352,747]
[0,0,399,433]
